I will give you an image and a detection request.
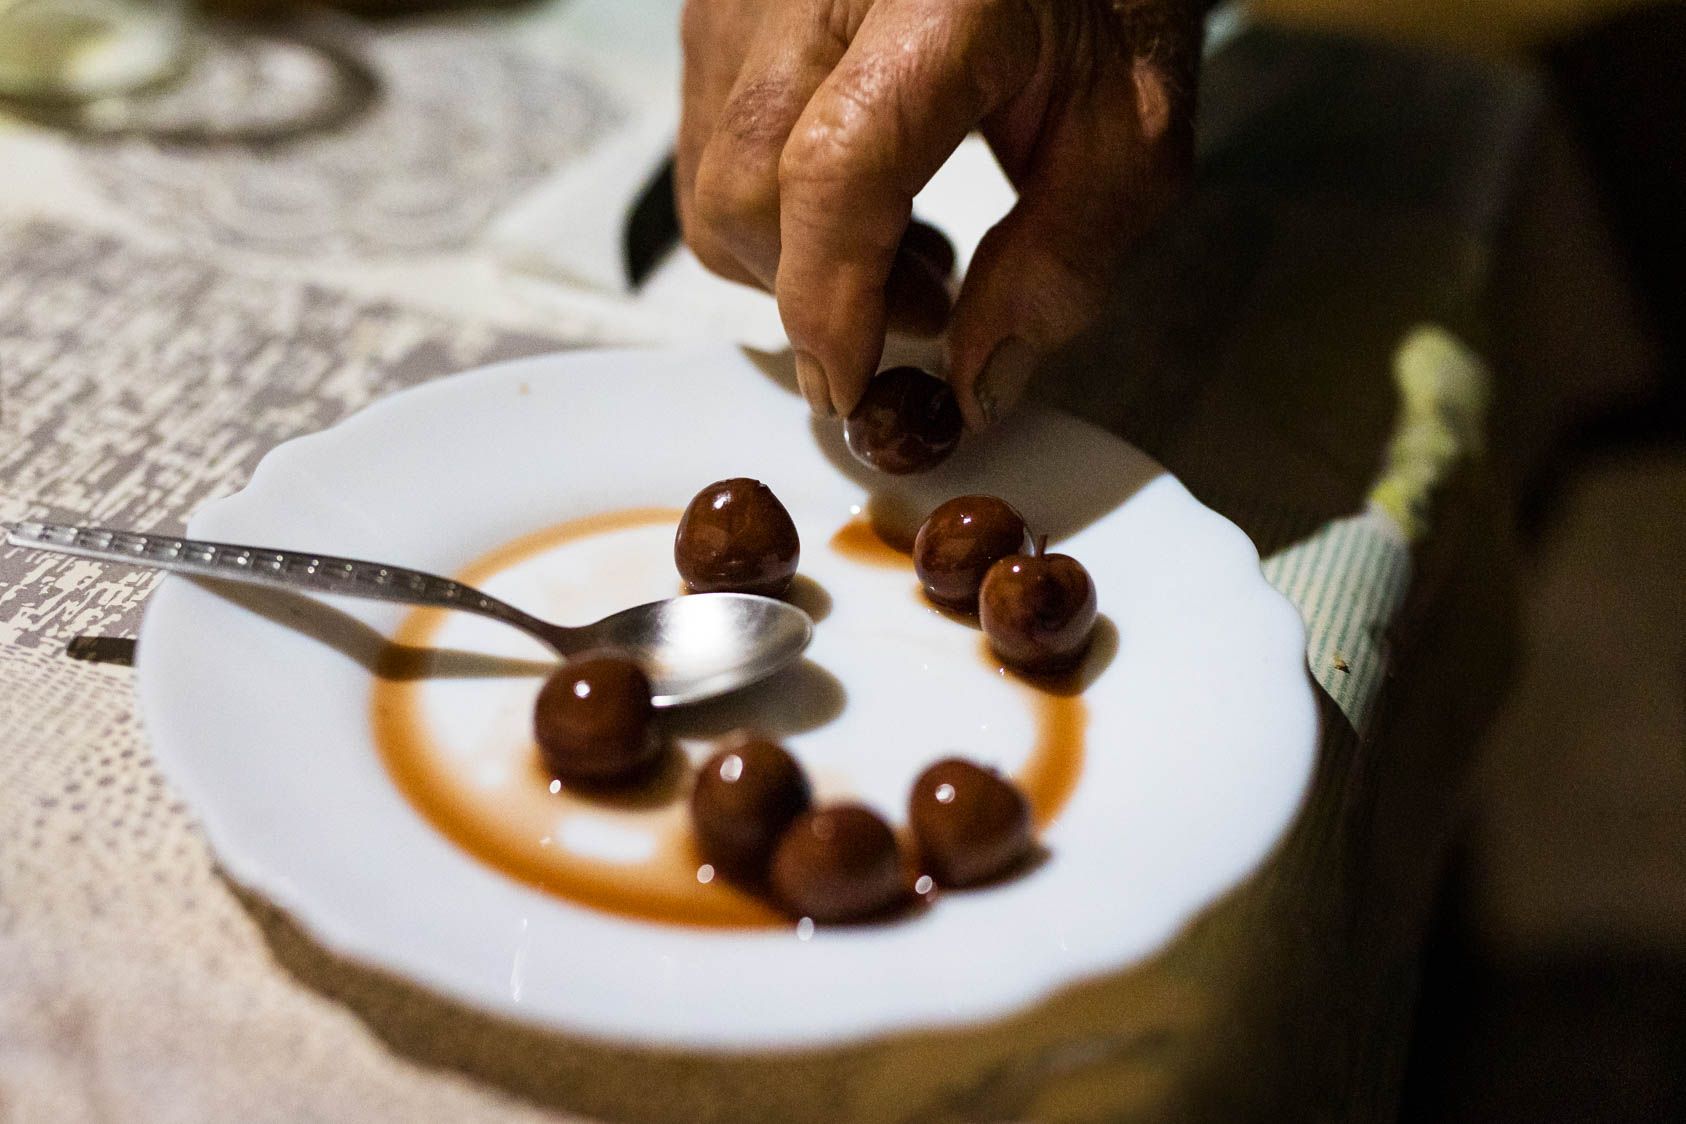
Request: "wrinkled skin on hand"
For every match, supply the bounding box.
[678,0,1202,428]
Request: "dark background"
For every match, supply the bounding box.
[1380,3,1686,1119]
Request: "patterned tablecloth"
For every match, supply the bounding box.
[0,9,1642,1122]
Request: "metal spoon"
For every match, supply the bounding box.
[4,520,813,707]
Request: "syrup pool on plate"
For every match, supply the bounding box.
[372,507,1092,929]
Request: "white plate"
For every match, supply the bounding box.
[138,346,1317,1050]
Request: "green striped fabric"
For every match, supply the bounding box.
[1260,326,1490,735]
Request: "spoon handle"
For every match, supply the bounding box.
[4,520,563,648]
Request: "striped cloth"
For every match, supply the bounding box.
[1269,327,1490,734]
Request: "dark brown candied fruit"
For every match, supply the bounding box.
[913,495,1033,612]
[533,653,663,785]
[674,478,800,597]
[843,366,963,475]
[908,759,1034,887]
[900,219,957,279]
[691,736,812,879]
[979,541,1098,673]
[770,804,906,923]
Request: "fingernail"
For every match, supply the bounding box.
[972,337,1037,429]
[793,350,834,417]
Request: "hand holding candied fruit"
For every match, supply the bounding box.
[908,758,1034,888]
[913,495,1033,612]
[534,653,664,785]
[691,735,812,880]
[674,478,800,597]
[843,367,963,475]
[979,538,1097,673]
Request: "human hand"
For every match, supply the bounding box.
[678,0,1201,428]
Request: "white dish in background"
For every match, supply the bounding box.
[137,346,1317,1050]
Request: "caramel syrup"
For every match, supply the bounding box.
[828,518,910,567]
[371,511,1088,929]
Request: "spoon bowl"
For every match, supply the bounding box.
[566,592,813,707]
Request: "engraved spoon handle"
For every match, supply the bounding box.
[4,520,571,653]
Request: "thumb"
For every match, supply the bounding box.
[947,54,1193,431]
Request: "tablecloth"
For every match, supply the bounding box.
[0,9,1646,1122]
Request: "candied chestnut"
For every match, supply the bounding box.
[770,804,906,923]
[533,653,663,785]
[691,736,812,879]
[908,758,1034,887]
[843,367,963,475]
[912,495,1033,612]
[979,541,1097,673]
[900,219,957,279]
[674,478,800,597]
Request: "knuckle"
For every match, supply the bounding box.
[693,147,774,233]
[779,51,898,186]
[679,203,744,280]
[686,229,748,284]
[778,108,862,197]
[717,74,798,149]
[780,53,926,200]
[691,76,795,236]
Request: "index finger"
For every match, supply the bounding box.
[774,0,1038,416]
